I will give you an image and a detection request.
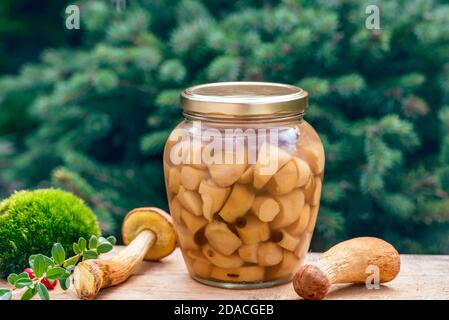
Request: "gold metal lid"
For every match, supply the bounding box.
[181,82,308,118]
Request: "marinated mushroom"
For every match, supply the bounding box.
[198,179,231,221]
[205,221,242,256]
[177,186,203,216]
[253,143,291,189]
[202,244,244,268]
[235,215,270,244]
[218,184,255,223]
[251,196,280,222]
[181,166,208,191]
[257,242,283,267]
[266,160,298,195]
[270,189,305,229]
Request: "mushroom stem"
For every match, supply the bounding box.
[73,230,156,300]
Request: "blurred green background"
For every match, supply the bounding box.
[0,0,448,253]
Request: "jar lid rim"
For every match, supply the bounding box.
[181,82,308,117]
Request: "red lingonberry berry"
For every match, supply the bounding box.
[41,277,58,290]
[23,268,58,290]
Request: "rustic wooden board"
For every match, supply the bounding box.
[2,248,448,300]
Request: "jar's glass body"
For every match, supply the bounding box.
[163,116,324,288]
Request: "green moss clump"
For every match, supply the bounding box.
[0,188,100,277]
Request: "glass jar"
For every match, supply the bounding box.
[163,82,324,288]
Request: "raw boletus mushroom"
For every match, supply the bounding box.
[73,207,177,300]
[293,237,400,300]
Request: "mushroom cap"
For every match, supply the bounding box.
[122,207,177,261]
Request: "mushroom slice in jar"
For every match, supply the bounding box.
[266,250,300,280]
[185,250,213,278]
[292,157,312,188]
[300,142,325,175]
[176,225,199,250]
[208,150,247,188]
[311,178,322,206]
[235,215,270,245]
[285,204,310,236]
[238,166,254,184]
[257,242,283,267]
[169,197,183,225]
[238,243,259,264]
[202,244,244,268]
[210,266,265,283]
[218,184,255,223]
[270,189,305,229]
[198,179,231,221]
[181,209,208,235]
[192,258,213,278]
[295,232,312,259]
[168,167,181,194]
[208,163,247,187]
[304,177,322,206]
[303,176,315,202]
[307,205,320,233]
[253,143,292,189]
[186,249,206,262]
[251,196,280,222]
[271,229,300,252]
[180,166,208,191]
[205,221,242,256]
[177,186,203,216]
[266,160,298,195]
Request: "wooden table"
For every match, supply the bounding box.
[2,248,448,300]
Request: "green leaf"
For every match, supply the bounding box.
[29,254,37,269]
[46,267,69,281]
[15,277,33,288]
[33,254,47,278]
[63,255,80,268]
[37,283,49,300]
[89,235,98,249]
[21,286,37,300]
[97,244,113,254]
[83,250,98,260]
[14,272,33,288]
[78,237,87,251]
[7,273,18,285]
[52,243,66,265]
[29,254,53,270]
[44,255,54,267]
[107,236,117,245]
[97,237,113,254]
[15,272,29,280]
[73,243,81,254]
[60,277,71,290]
[0,289,12,300]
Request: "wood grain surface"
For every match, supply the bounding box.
[1,247,448,300]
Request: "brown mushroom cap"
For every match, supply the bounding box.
[122,207,177,261]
